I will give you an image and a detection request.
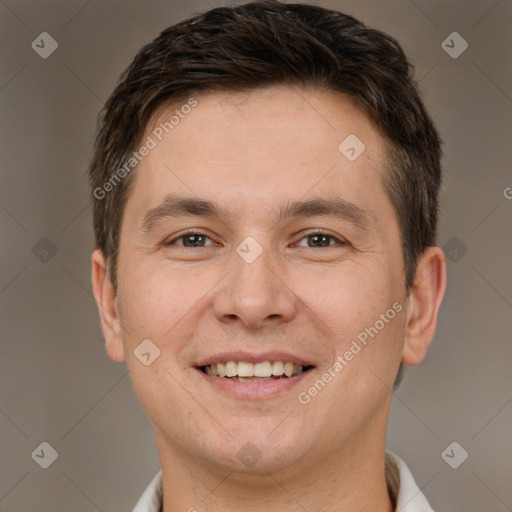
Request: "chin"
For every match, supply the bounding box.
[203,423,309,474]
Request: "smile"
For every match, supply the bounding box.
[201,360,314,381]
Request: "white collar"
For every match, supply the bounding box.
[385,451,435,511]
[132,450,434,512]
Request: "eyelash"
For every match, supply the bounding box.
[164,230,348,248]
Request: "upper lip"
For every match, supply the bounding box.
[194,351,315,367]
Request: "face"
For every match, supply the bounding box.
[96,86,419,474]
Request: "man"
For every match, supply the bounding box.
[89,1,446,510]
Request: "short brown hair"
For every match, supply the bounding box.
[89,0,442,292]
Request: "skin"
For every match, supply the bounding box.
[92,85,446,512]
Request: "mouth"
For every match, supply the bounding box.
[194,352,316,399]
[198,360,315,382]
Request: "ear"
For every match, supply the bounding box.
[401,246,446,366]
[91,249,126,363]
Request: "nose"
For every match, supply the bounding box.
[212,246,297,330]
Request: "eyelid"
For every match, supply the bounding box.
[163,229,349,248]
[293,229,349,247]
[163,229,217,246]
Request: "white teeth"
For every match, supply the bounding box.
[254,361,273,377]
[237,361,254,377]
[284,362,294,377]
[272,361,284,375]
[204,360,308,378]
[225,361,237,377]
[230,376,274,382]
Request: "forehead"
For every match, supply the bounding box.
[147,86,384,162]
[124,85,395,230]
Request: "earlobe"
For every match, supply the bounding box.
[91,249,126,363]
[401,246,446,366]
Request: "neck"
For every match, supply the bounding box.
[155,427,394,512]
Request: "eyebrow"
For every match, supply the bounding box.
[139,194,371,233]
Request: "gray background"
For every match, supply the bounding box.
[1,0,511,510]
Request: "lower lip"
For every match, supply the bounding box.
[196,368,313,399]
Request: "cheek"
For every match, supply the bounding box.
[114,268,205,424]
[290,259,407,392]
[116,263,208,341]
[291,261,399,340]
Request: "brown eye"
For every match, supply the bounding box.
[165,233,214,247]
[296,233,346,248]
[308,234,333,247]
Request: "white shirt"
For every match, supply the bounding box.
[132,450,434,512]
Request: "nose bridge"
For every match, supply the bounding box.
[213,237,297,328]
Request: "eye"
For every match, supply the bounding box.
[164,232,215,248]
[295,232,347,248]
